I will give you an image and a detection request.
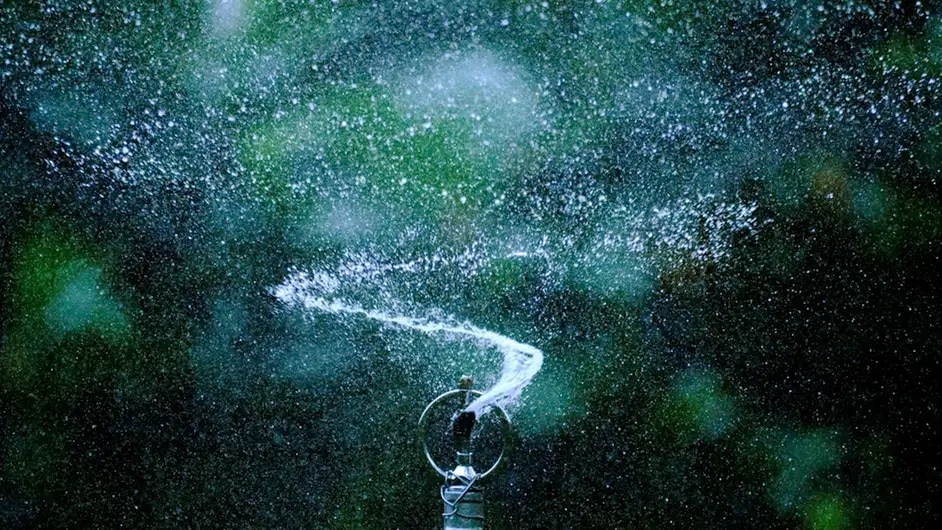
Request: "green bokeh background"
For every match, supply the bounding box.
[2,1,940,528]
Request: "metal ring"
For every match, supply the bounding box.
[418,389,512,479]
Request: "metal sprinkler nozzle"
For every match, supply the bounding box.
[418,376,512,530]
[453,375,476,465]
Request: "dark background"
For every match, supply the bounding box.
[2,1,940,528]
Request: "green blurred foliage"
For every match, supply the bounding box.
[3,222,131,394]
[2,0,941,528]
[806,493,851,530]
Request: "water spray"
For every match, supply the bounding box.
[419,376,512,530]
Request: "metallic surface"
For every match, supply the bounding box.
[417,389,511,480]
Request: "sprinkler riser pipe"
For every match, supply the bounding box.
[443,485,484,530]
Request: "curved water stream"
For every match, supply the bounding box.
[273,269,543,416]
[272,193,757,417]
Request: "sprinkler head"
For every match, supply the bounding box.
[419,379,511,481]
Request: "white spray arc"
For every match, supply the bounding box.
[272,271,544,417]
[270,195,758,416]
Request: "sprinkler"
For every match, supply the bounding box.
[418,376,512,530]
